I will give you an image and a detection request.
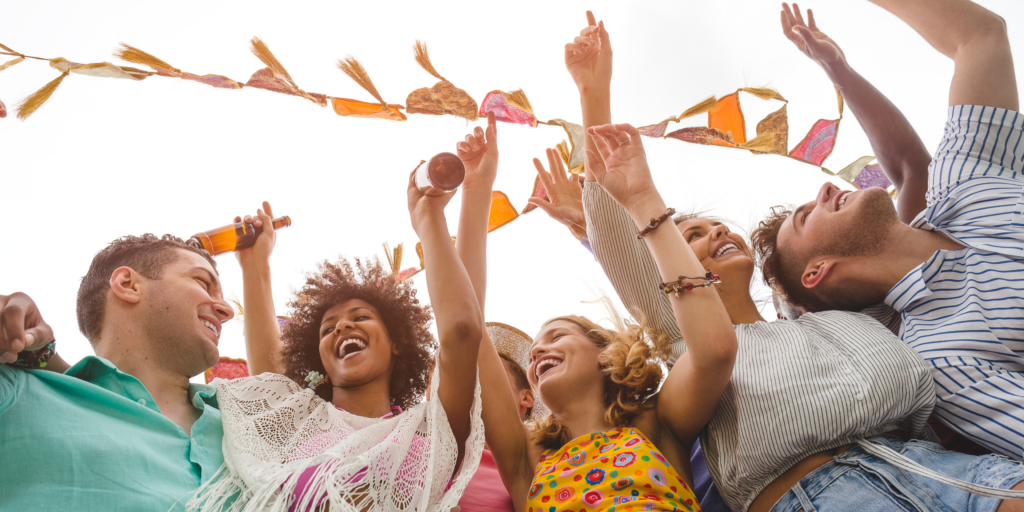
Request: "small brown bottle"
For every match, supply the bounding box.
[414,152,466,196]
[187,216,292,256]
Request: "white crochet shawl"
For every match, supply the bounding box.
[187,370,483,512]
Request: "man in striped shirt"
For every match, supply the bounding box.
[754,0,1024,459]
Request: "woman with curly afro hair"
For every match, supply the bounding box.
[191,176,485,512]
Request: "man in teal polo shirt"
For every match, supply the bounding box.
[0,233,235,510]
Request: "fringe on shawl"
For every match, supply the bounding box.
[187,370,483,512]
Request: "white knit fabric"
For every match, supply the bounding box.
[187,370,484,512]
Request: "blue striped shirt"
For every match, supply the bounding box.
[885,105,1024,458]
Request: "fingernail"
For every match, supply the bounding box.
[10,339,23,352]
[2,352,16,363]
[25,333,35,345]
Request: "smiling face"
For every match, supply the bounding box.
[137,249,234,377]
[317,298,396,390]
[528,320,606,408]
[675,216,756,294]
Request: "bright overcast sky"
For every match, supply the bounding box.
[2,0,1022,378]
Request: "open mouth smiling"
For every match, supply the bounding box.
[336,335,368,360]
[200,317,220,339]
[712,241,741,259]
[535,355,563,380]
[834,190,853,212]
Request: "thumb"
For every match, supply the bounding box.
[23,324,54,351]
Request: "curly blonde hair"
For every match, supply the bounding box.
[530,312,668,450]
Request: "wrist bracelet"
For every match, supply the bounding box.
[8,341,56,369]
[660,271,721,297]
[637,208,676,239]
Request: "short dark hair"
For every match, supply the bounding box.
[499,352,533,418]
[750,206,827,312]
[280,257,435,411]
[76,234,217,343]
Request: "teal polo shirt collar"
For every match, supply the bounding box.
[65,356,219,415]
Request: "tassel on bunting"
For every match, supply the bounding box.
[115,43,242,89]
[405,41,477,120]
[331,56,406,120]
[245,37,327,106]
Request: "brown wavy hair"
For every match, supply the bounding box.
[530,312,668,450]
[279,257,436,410]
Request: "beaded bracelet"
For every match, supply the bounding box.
[659,271,721,297]
[7,341,56,369]
[636,208,676,239]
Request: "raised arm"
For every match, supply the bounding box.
[567,11,613,183]
[454,113,537,508]
[587,125,737,448]
[869,0,1017,112]
[235,201,284,375]
[783,3,932,222]
[406,171,484,459]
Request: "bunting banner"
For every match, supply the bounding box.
[0,37,895,265]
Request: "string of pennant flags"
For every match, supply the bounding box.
[0,38,894,280]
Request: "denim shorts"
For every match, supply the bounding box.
[770,435,1024,512]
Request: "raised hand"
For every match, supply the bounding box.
[457,112,499,189]
[585,124,659,214]
[781,3,846,70]
[528,148,587,240]
[1,292,55,363]
[235,201,277,267]
[565,11,612,93]
[407,168,455,235]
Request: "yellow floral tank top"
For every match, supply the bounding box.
[528,427,699,512]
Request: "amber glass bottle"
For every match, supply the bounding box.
[414,152,466,196]
[187,216,292,256]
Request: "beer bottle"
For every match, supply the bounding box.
[414,152,465,196]
[187,216,292,256]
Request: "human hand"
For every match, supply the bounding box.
[457,112,498,189]
[585,123,660,214]
[234,201,277,268]
[1,292,55,363]
[781,3,846,71]
[528,148,587,240]
[565,11,612,93]
[407,168,455,234]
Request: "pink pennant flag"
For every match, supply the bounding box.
[788,118,840,166]
[478,89,538,127]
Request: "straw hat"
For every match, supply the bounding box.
[486,321,548,421]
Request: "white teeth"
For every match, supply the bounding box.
[535,358,562,379]
[202,320,219,336]
[838,193,849,211]
[339,338,367,357]
[714,243,739,258]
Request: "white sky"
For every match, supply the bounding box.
[2,0,1022,380]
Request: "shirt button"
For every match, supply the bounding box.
[844,368,852,375]
[855,392,864,401]
[138,399,147,406]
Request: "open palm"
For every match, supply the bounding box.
[782,3,846,69]
[585,124,658,213]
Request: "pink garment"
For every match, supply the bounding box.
[289,407,402,512]
[457,449,515,512]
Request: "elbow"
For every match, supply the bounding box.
[701,332,738,373]
[957,11,1008,55]
[438,314,484,351]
